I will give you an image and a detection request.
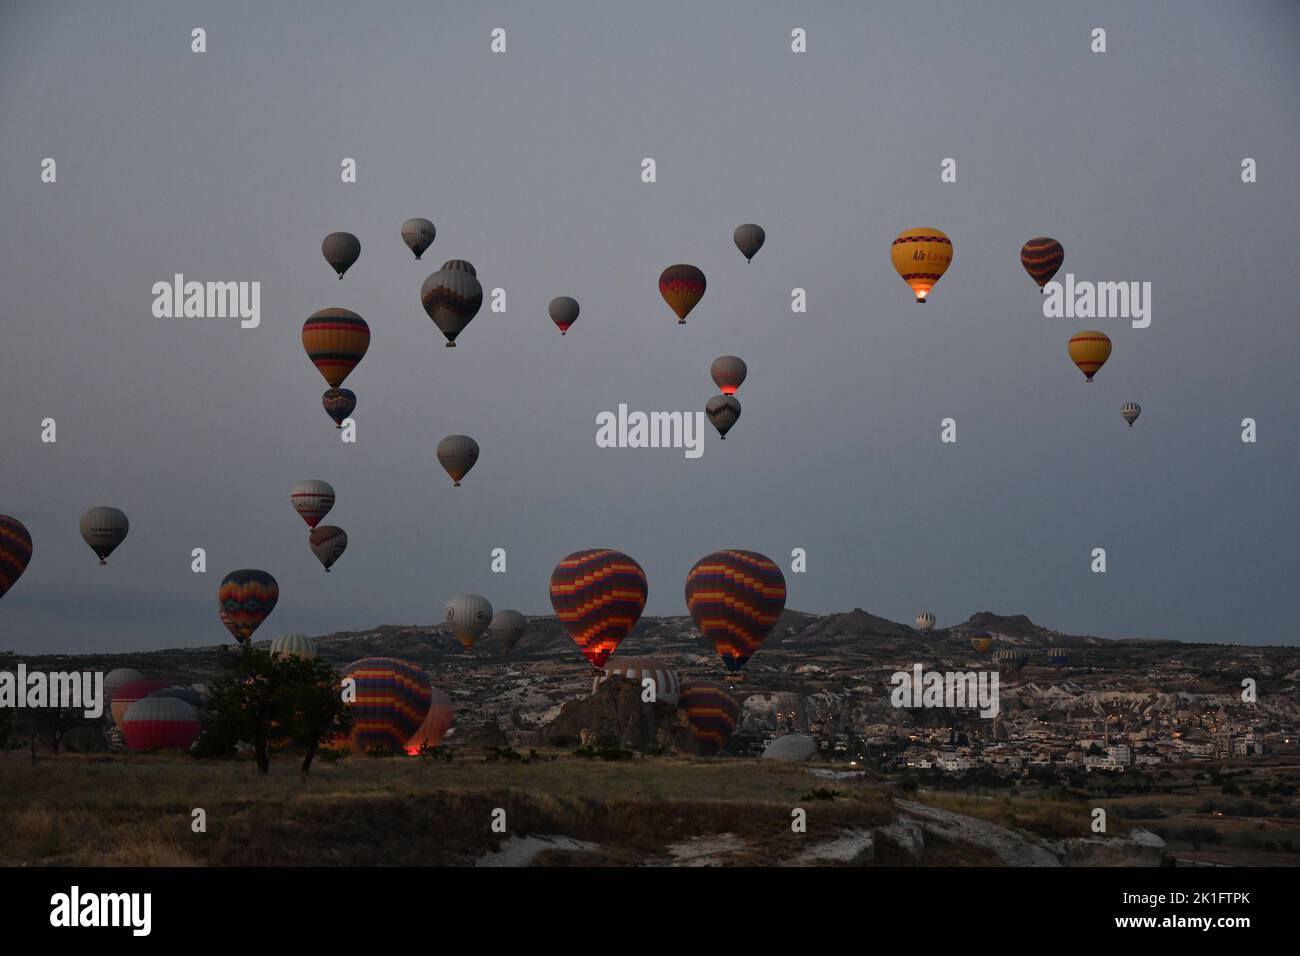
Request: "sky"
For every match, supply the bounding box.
[1,0,1297,653]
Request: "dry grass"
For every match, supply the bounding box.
[911,791,1129,839]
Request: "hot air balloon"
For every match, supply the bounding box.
[659,264,706,324]
[121,697,200,750]
[110,678,169,725]
[322,388,356,428]
[444,594,493,650]
[891,228,952,302]
[1046,647,1069,667]
[406,687,454,753]
[678,681,740,756]
[322,232,360,279]
[1068,330,1111,382]
[1020,237,1064,290]
[995,648,1028,674]
[0,515,33,601]
[102,668,142,724]
[271,632,318,660]
[710,356,747,395]
[302,309,370,388]
[916,611,936,633]
[970,631,993,653]
[706,394,741,439]
[1121,402,1141,427]
[548,296,580,335]
[218,569,278,644]
[733,224,765,263]
[291,480,335,529]
[420,259,483,347]
[401,218,436,260]
[436,434,479,486]
[549,549,648,670]
[309,525,347,571]
[487,609,528,653]
[593,657,680,706]
[685,550,787,676]
[340,657,431,753]
[79,507,129,565]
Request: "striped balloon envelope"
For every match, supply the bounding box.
[217,569,279,643]
[420,260,483,346]
[593,656,680,706]
[341,657,432,754]
[1121,402,1141,427]
[1067,330,1111,382]
[890,228,952,302]
[1020,236,1064,289]
[678,681,740,756]
[302,308,370,388]
[685,550,787,674]
[658,264,706,323]
[549,549,648,669]
[290,479,335,529]
[0,515,33,601]
[995,648,1029,674]
[405,686,454,753]
[1046,647,1070,667]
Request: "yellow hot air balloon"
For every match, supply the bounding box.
[1068,330,1112,382]
[891,228,952,302]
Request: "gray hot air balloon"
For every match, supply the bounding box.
[309,525,347,571]
[1121,402,1141,427]
[995,648,1028,674]
[322,231,361,279]
[548,296,580,335]
[79,506,129,564]
[706,394,741,439]
[733,223,766,262]
[915,611,936,633]
[710,355,747,395]
[401,218,436,260]
[437,434,479,486]
[420,260,483,346]
[270,632,318,660]
[487,609,528,653]
[445,593,493,650]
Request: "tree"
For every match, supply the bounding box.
[198,647,350,774]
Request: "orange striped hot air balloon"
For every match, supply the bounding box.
[658,265,706,324]
[891,228,952,302]
[685,550,787,676]
[302,308,370,388]
[549,549,648,670]
[1068,330,1111,382]
[341,657,431,754]
[678,681,740,756]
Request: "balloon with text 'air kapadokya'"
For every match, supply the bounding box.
[79,506,129,565]
[322,388,356,428]
[303,309,369,388]
[1068,330,1111,382]
[733,224,765,263]
[401,218,436,260]
[685,550,787,674]
[341,657,431,754]
[421,260,482,347]
[915,611,936,633]
[444,593,493,650]
[487,609,528,653]
[678,681,740,756]
[0,515,33,601]
[970,631,993,653]
[549,296,579,335]
[309,525,347,572]
[1020,237,1064,290]
[322,232,360,279]
[549,549,648,669]
[658,264,706,324]
[291,479,335,529]
[891,228,952,302]
[218,569,278,644]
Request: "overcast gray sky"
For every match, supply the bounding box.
[1,0,1297,653]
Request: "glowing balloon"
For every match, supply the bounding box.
[891,228,952,302]
[549,549,648,669]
